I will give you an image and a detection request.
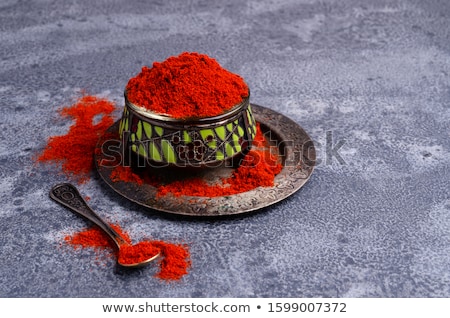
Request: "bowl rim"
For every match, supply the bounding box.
[124,89,250,125]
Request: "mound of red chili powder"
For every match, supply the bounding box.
[126,52,249,119]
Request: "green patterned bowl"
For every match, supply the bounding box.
[119,91,256,168]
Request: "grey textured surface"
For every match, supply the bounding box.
[1,0,449,298]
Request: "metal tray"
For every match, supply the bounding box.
[95,104,316,216]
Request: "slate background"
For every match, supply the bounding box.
[0,0,449,297]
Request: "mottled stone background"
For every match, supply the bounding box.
[1,0,449,297]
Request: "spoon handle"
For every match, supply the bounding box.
[49,183,128,248]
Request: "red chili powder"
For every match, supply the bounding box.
[65,225,191,281]
[64,223,131,249]
[126,52,249,119]
[110,165,145,186]
[37,94,116,183]
[157,148,282,197]
[150,240,191,280]
[117,241,160,265]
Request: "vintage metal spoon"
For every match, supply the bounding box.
[49,183,159,268]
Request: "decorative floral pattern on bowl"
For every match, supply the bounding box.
[119,92,256,167]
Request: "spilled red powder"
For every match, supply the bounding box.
[110,165,144,185]
[37,94,116,183]
[64,223,131,249]
[150,240,191,280]
[157,148,282,197]
[249,122,267,148]
[64,224,191,281]
[126,52,249,119]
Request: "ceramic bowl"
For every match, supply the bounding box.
[119,90,256,168]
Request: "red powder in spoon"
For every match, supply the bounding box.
[65,224,191,281]
[117,241,160,265]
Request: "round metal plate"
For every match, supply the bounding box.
[95,104,316,216]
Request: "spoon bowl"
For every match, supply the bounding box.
[50,183,159,268]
